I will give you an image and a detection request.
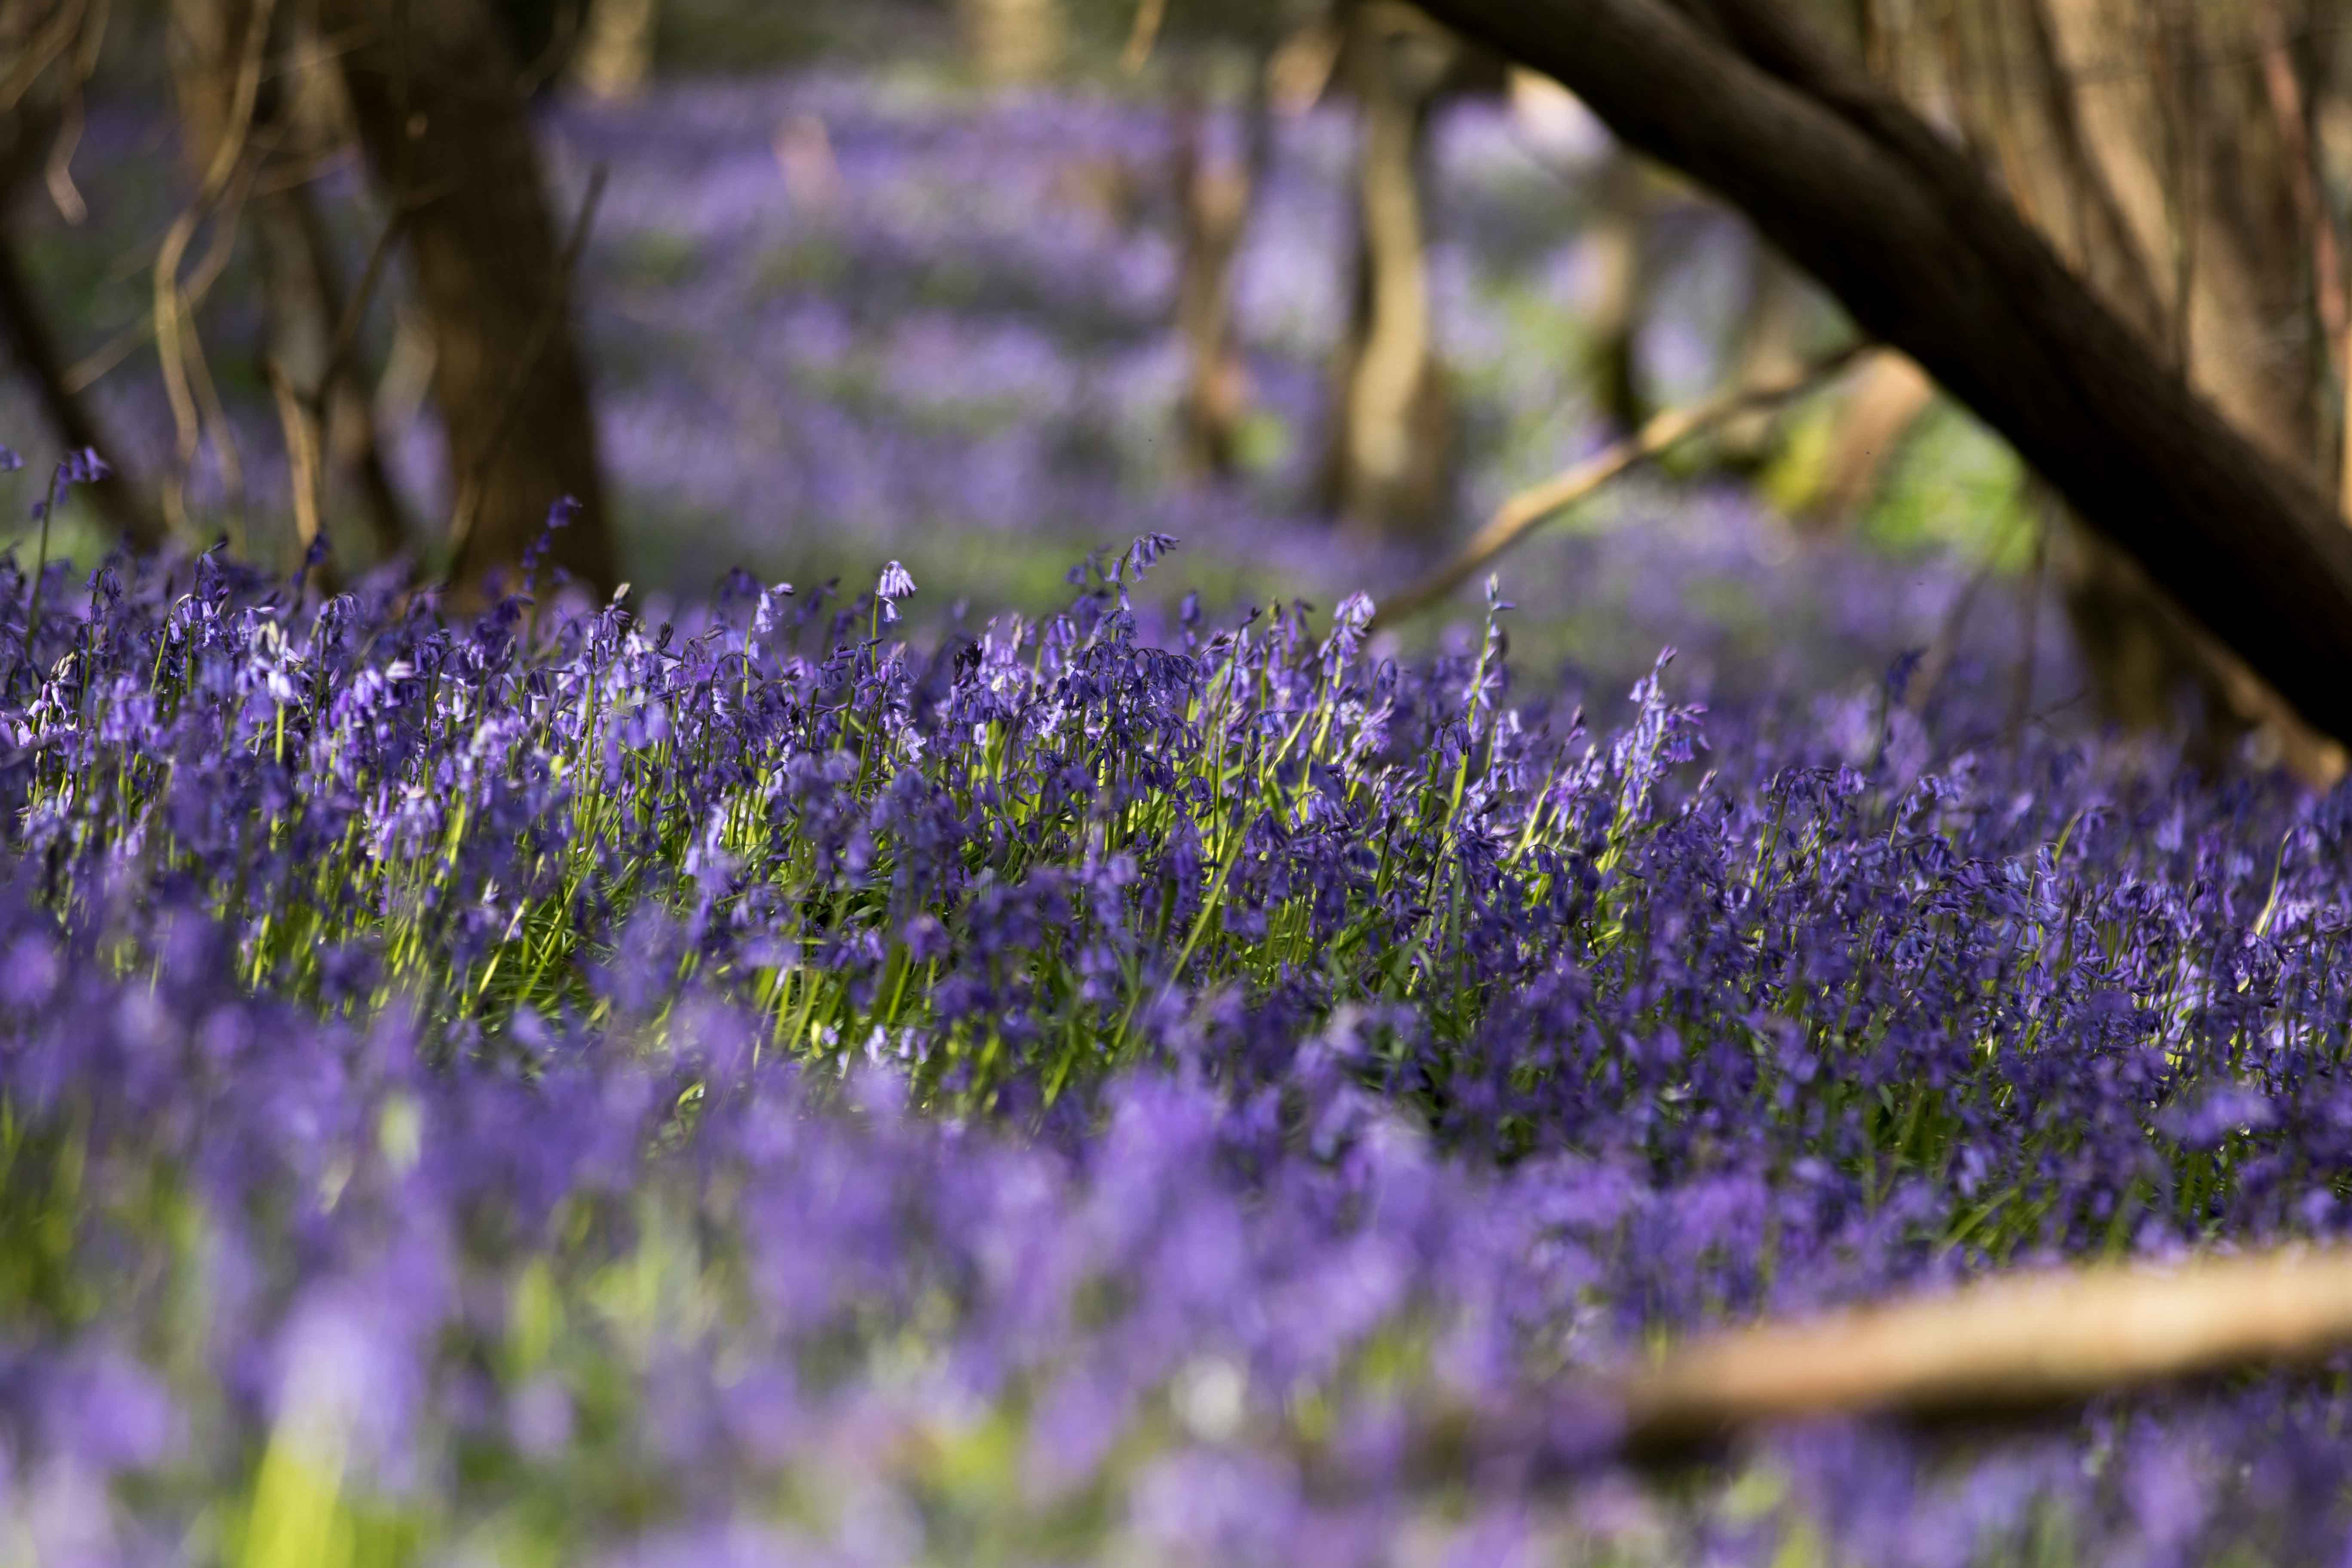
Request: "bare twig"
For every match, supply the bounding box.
[1299,1239,2352,1495]
[1371,341,1868,628]
[1904,503,2026,715]
[40,86,83,223]
[62,166,272,397]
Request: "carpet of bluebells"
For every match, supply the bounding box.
[4,441,2352,1565]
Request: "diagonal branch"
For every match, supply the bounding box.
[1414,0,2352,746]
[1373,342,1864,628]
[1300,1240,2352,1492]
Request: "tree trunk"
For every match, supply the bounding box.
[1578,148,1654,435]
[1413,0,2352,750]
[1170,64,1270,481]
[571,0,658,101]
[956,0,1064,85]
[0,217,168,551]
[1879,0,2336,774]
[321,0,615,596]
[1713,238,1809,469]
[1318,0,1464,542]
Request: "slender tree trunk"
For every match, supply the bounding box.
[321,0,615,595]
[1318,0,1464,542]
[571,0,658,101]
[1579,148,1654,435]
[1170,64,1269,481]
[957,0,1064,84]
[1713,239,1809,469]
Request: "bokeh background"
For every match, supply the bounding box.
[1,0,2067,721]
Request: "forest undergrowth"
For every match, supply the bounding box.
[2,447,2349,1565]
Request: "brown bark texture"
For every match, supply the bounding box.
[1413,0,2352,749]
[1908,0,2339,776]
[322,0,615,595]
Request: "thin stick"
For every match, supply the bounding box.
[63,175,273,396]
[1301,1238,2352,1495]
[1371,341,1868,628]
[1616,1242,2352,1456]
[0,0,87,116]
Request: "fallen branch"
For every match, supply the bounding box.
[1300,1239,2352,1495]
[1371,341,1865,628]
[1615,1241,2352,1457]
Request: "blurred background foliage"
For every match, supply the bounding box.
[12,0,2352,748]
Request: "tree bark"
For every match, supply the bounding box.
[1414,0,2352,748]
[1934,0,2337,777]
[321,0,615,596]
